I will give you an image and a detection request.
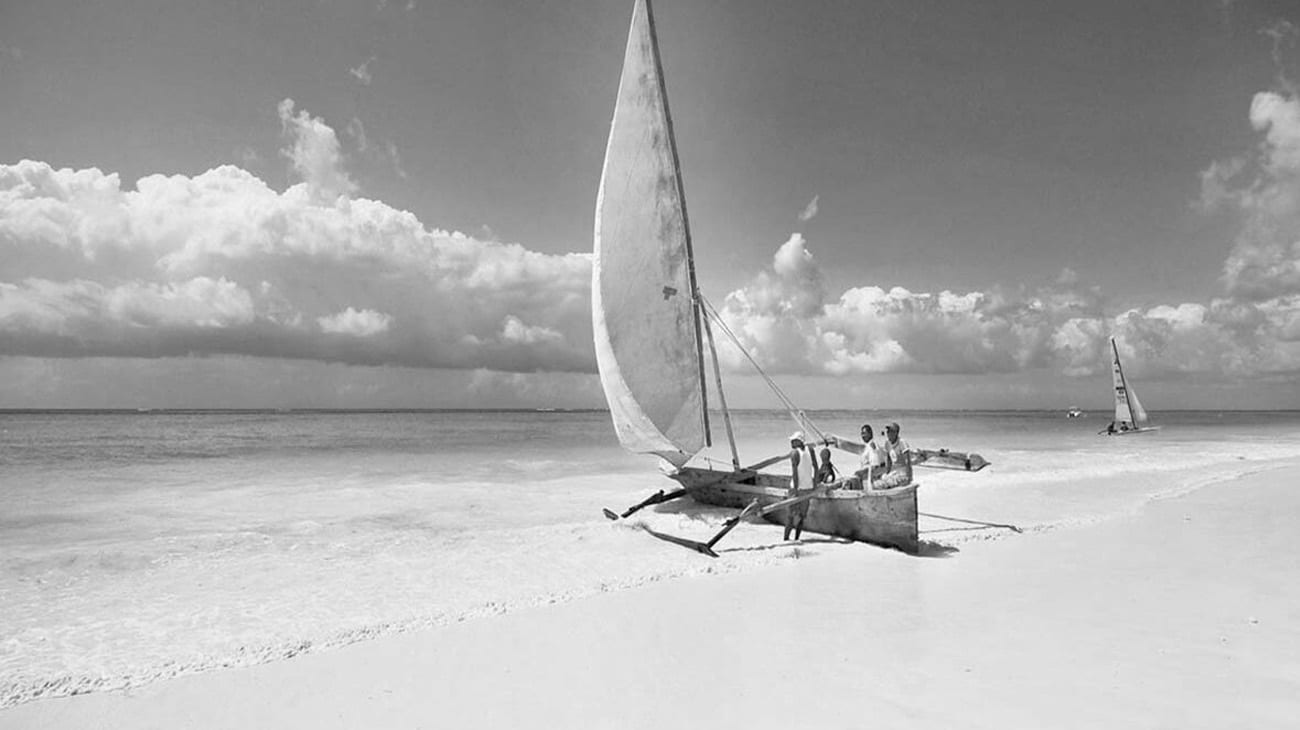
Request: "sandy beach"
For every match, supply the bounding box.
[5,459,1296,730]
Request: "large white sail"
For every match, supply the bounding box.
[592,0,707,466]
[1109,337,1148,426]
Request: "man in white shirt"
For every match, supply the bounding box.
[825,423,887,489]
[875,421,913,489]
[745,431,817,539]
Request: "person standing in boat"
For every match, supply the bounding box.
[825,424,887,489]
[875,421,913,488]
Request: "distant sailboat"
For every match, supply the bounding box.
[1101,337,1159,436]
[593,0,919,554]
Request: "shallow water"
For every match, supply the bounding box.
[3,408,1299,707]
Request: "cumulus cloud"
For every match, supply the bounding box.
[5,81,1300,386]
[1,276,253,331]
[1187,70,1300,378]
[723,274,1065,376]
[500,316,563,345]
[317,307,391,336]
[712,230,1300,380]
[1202,20,1300,309]
[710,231,1118,377]
[0,112,592,372]
[1211,91,1300,302]
[797,195,819,222]
[4,139,1292,382]
[1174,23,1300,380]
[277,98,357,202]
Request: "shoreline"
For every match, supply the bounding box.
[5,462,1299,729]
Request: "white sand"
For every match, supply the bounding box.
[5,463,1298,730]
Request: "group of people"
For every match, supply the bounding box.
[823,421,913,491]
[750,421,914,540]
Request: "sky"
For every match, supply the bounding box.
[2,0,1300,410]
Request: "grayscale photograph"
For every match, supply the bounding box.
[2,1,1298,727]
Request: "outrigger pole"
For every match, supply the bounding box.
[640,485,836,557]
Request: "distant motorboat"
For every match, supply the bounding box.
[1066,407,1084,418]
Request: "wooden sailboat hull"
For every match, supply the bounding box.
[668,466,919,554]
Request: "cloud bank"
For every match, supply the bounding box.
[702,70,1300,383]
[0,102,592,373]
[712,230,1300,381]
[3,88,1300,384]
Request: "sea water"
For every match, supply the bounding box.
[3,408,1299,708]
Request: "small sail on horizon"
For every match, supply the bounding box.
[1106,336,1154,434]
[592,0,708,467]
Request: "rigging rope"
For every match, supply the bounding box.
[918,512,1022,533]
[698,295,829,444]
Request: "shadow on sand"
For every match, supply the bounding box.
[648,500,729,519]
[916,540,960,558]
[714,536,853,555]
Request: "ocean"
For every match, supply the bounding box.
[3,408,1300,708]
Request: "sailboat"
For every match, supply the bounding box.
[592,0,919,554]
[1100,337,1159,436]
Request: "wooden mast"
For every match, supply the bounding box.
[701,306,741,468]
